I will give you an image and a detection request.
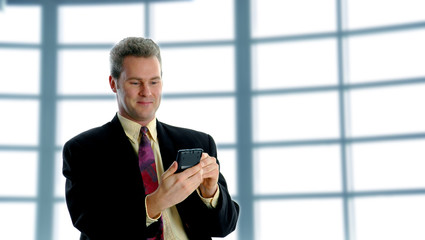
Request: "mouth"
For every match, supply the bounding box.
[137,100,153,106]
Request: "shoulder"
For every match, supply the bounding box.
[157,120,210,139]
[156,120,219,160]
[156,120,216,150]
[64,116,122,149]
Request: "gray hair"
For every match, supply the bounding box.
[109,37,162,79]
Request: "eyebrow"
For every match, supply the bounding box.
[126,76,161,81]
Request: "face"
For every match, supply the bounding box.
[109,56,163,126]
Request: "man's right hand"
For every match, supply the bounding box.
[145,160,204,219]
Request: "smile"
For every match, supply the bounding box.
[137,101,153,105]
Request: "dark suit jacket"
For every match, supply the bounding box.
[63,115,239,240]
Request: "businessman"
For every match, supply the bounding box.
[63,37,239,239]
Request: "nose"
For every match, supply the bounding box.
[139,84,151,96]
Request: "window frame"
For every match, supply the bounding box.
[1,0,425,240]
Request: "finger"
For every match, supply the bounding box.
[203,165,219,178]
[162,161,178,179]
[187,168,203,185]
[200,156,217,168]
[178,162,203,179]
[202,162,219,174]
[201,152,209,160]
[176,167,203,195]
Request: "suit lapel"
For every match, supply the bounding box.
[110,114,140,172]
[156,120,177,171]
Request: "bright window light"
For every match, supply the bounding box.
[351,140,425,191]
[57,50,111,95]
[0,203,36,240]
[151,0,234,42]
[161,46,235,93]
[347,0,425,30]
[255,199,344,240]
[53,202,80,240]
[348,30,425,83]
[0,49,40,94]
[254,145,341,194]
[349,84,425,137]
[216,149,237,197]
[253,92,340,142]
[0,6,41,43]
[0,100,39,145]
[56,100,116,146]
[0,151,38,197]
[55,151,65,198]
[58,4,145,44]
[354,195,425,240]
[251,0,336,37]
[158,97,236,144]
[252,39,338,90]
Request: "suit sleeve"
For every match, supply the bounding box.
[207,134,240,237]
[62,138,147,240]
[177,134,240,238]
[63,140,105,239]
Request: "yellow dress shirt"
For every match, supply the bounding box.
[117,114,220,240]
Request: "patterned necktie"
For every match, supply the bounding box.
[139,126,164,240]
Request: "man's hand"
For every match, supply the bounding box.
[145,161,203,219]
[199,153,219,198]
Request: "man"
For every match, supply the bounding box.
[63,37,239,240]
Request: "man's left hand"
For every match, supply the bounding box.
[199,153,219,198]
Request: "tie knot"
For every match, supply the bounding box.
[141,126,148,135]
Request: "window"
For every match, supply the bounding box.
[0,5,41,240]
[251,0,425,239]
[1,0,425,239]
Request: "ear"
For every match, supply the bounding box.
[109,75,117,93]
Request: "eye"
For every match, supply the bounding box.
[151,79,161,85]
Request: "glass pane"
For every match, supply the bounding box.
[347,0,425,30]
[351,140,425,191]
[157,97,235,144]
[53,202,81,240]
[57,50,111,95]
[254,145,341,194]
[161,46,235,93]
[0,151,37,196]
[216,148,237,197]
[56,100,116,146]
[151,0,234,42]
[55,151,65,198]
[347,30,425,83]
[0,100,39,145]
[349,84,425,137]
[252,39,338,90]
[58,4,145,44]
[0,49,40,94]
[0,203,36,240]
[0,6,41,43]
[253,92,340,142]
[255,199,344,240]
[251,0,336,37]
[354,195,425,240]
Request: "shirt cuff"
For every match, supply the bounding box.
[145,196,162,227]
[197,186,220,209]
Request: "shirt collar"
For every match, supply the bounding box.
[117,113,158,144]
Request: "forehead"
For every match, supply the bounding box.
[121,56,161,77]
